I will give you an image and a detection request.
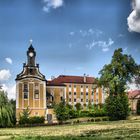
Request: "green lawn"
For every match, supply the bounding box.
[1,116,140,140]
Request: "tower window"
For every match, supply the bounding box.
[35,90,39,99]
[23,83,28,99]
[24,92,28,99]
[34,83,39,99]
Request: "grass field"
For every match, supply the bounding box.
[1,116,140,140]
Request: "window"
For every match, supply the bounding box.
[35,112,39,116]
[60,96,63,101]
[81,99,83,102]
[92,91,94,95]
[74,99,76,102]
[91,99,94,102]
[23,83,28,92]
[96,99,98,103]
[29,68,33,75]
[69,98,71,102]
[69,85,71,88]
[23,83,28,99]
[74,92,76,95]
[69,92,71,95]
[24,92,28,99]
[81,92,83,95]
[34,83,39,99]
[96,92,98,96]
[81,85,83,88]
[86,92,88,96]
[35,90,39,99]
[74,85,76,88]
[86,86,88,89]
[86,99,88,102]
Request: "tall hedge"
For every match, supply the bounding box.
[137,99,140,115]
[105,94,130,120]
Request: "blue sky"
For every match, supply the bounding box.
[0,0,140,98]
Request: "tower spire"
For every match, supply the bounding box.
[29,39,33,45]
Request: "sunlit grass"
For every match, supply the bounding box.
[0,116,140,140]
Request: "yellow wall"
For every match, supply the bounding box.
[16,79,46,120]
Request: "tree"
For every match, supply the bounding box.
[98,48,138,95]
[53,100,70,123]
[136,99,140,115]
[105,94,129,120]
[98,48,138,120]
[0,91,14,127]
[75,103,82,111]
[19,107,31,125]
[9,99,16,125]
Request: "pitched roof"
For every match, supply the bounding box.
[47,75,96,86]
[128,90,140,99]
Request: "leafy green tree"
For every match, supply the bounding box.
[9,99,16,125]
[53,100,70,123]
[136,99,140,115]
[98,48,138,95]
[98,48,138,120]
[105,94,129,120]
[88,101,92,111]
[75,103,82,111]
[19,107,31,125]
[0,91,14,127]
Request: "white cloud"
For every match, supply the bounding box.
[127,0,140,33]
[0,84,16,99]
[75,66,83,70]
[5,57,12,64]
[43,0,64,13]
[79,29,103,37]
[123,47,128,53]
[86,38,114,52]
[0,69,11,81]
[69,32,75,36]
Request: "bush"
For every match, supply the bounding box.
[29,116,45,124]
[80,111,89,117]
[105,94,130,121]
[19,116,45,125]
[137,99,140,115]
[69,109,78,119]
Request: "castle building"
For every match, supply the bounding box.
[16,43,106,122]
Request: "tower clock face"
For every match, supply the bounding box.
[29,52,34,57]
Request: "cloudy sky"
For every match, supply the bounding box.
[0,0,140,99]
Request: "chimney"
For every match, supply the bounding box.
[83,73,86,83]
[51,76,55,80]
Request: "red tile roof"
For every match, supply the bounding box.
[128,90,140,99]
[47,75,96,86]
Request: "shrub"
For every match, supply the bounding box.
[137,99,140,115]
[19,107,31,125]
[29,116,45,124]
[80,110,89,117]
[69,109,78,119]
[105,94,130,121]
[53,100,70,123]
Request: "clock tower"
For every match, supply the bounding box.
[16,42,46,121]
[27,44,36,66]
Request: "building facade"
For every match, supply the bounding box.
[128,90,140,113]
[16,44,106,122]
